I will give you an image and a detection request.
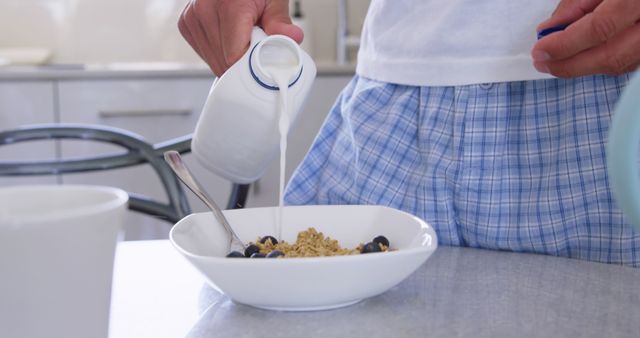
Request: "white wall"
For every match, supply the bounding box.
[293,0,369,64]
[0,0,369,65]
[0,0,199,64]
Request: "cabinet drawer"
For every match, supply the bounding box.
[57,78,235,239]
[58,78,214,142]
[0,81,57,186]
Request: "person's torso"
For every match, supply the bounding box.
[356,0,559,86]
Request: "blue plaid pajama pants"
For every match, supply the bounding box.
[284,74,640,267]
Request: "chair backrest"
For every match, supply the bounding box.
[0,123,249,224]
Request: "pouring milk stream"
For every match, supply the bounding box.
[192,27,316,240]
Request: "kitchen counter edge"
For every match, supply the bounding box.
[0,62,356,81]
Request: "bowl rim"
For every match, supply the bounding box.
[170,205,438,264]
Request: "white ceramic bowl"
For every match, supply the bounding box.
[170,205,437,311]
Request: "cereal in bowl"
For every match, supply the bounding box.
[225,228,391,258]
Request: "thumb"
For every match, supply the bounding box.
[537,0,602,32]
[261,0,304,44]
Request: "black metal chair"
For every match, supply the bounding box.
[0,123,249,224]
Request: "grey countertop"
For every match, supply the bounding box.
[110,241,640,338]
[0,62,356,81]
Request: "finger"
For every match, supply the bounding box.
[535,22,640,77]
[195,18,227,75]
[178,3,205,61]
[216,0,261,68]
[534,0,640,61]
[263,21,304,44]
[537,0,602,32]
[262,0,304,43]
[187,1,226,75]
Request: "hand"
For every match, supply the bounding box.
[178,0,303,76]
[531,0,640,78]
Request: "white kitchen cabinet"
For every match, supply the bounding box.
[0,72,353,241]
[0,80,57,186]
[57,78,235,240]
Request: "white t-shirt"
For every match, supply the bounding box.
[356,0,558,86]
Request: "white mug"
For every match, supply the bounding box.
[0,185,128,338]
[607,71,640,230]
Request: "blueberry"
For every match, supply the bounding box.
[266,250,285,258]
[259,236,278,245]
[226,251,245,258]
[244,244,260,257]
[250,253,266,258]
[361,242,382,254]
[372,235,389,248]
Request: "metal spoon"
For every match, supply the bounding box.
[164,150,246,253]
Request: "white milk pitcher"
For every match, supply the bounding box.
[192,27,316,184]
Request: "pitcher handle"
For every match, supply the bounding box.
[607,71,640,230]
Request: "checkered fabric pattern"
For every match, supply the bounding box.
[284,74,640,267]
